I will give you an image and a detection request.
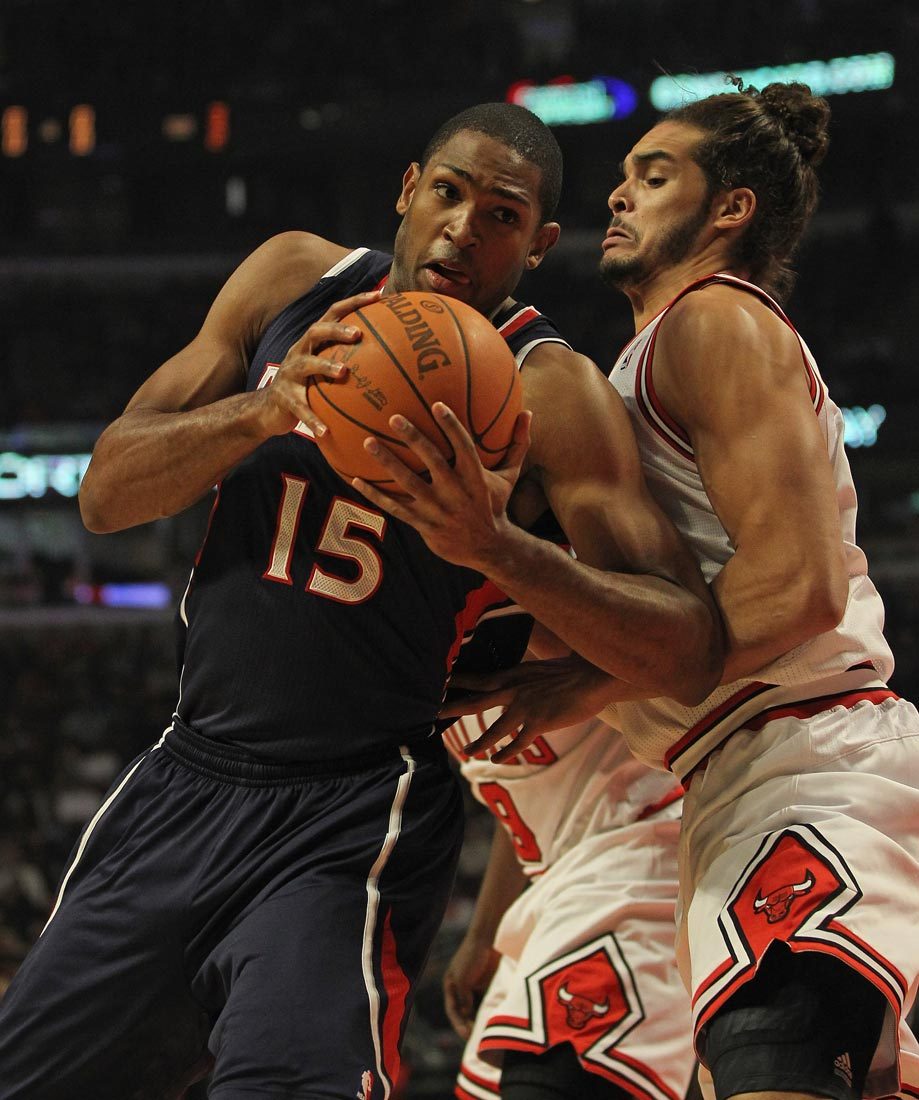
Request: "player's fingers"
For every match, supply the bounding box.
[351,476,420,520]
[496,409,533,478]
[319,288,383,323]
[443,980,474,1040]
[452,666,536,691]
[388,414,454,479]
[430,403,484,478]
[491,723,536,764]
[462,708,522,756]
[438,689,510,720]
[288,323,361,357]
[361,437,434,499]
[284,352,349,382]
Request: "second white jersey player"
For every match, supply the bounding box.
[444,709,693,1100]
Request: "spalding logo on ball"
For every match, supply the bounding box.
[307,291,523,488]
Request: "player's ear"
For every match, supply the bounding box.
[525,221,561,269]
[712,187,756,232]
[396,163,422,215]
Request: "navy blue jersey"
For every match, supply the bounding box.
[175,247,569,761]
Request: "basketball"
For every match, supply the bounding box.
[306,291,523,488]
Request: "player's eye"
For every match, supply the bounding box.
[493,207,519,225]
[433,181,460,200]
[646,176,667,188]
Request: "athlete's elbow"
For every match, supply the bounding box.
[802,578,848,638]
[79,470,132,534]
[79,488,120,533]
[669,608,725,706]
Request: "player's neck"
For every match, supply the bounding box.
[624,252,745,331]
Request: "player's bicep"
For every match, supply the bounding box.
[123,231,339,417]
[525,351,705,589]
[667,305,842,570]
[691,388,837,557]
[123,333,248,416]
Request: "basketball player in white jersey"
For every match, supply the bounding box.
[441,620,692,1100]
[359,81,919,1100]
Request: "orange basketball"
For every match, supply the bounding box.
[306,291,523,489]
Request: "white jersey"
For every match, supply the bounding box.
[443,710,682,877]
[606,272,894,779]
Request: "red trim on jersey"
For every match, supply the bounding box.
[642,323,692,447]
[628,272,828,465]
[636,784,684,821]
[664,681,773,770]
[693,932,907,1045]
[823,919,908,997]
[380,908,410,1089]
[457,1063,501,1096]
[607,1048,684,1100]
[691,956,736,1009]
[479,1036,679,1100]
[480,1035,547,1057]
[193,484,222,567]
[633,334,695,463]
[741,688,900,733]
[375,273,389,291]
[497,305,540,339]
[693,963,757,1037]
[485,1013,529,1029]
[785,939,903,1014]
[446,579,513,671]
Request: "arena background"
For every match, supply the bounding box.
[1,1,916,1095]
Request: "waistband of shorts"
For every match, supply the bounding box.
[679,667,899,786]
[163,715,446,786]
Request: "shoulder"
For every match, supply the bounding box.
[660,280,798,363]
[521,343,636,474]
[522,342,616,411]
[217,232,351,346]
[654,280,811,429]
[237,231,351,300]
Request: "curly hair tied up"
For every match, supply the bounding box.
[667,79,831,301]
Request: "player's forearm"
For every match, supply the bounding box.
[475,524,722,705]
[712,552,847,683]
[79,399,269,533]
[465,824,527,947]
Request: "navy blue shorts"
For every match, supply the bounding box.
[0,719,463,1100]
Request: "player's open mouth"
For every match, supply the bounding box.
[424,262,472,287]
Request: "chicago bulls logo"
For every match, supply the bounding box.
[535,943,636,1053]
[557,982,611,1029]
[725,831,848,962]
[479,934,659,1094]
[753,870,816,923]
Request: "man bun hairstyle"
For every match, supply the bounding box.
[421,102,563,224]
[668,78,831,301]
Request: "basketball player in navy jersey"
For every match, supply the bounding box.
[390,86,919,1100]
[0,104,721,1100]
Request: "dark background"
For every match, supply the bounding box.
[1,2,916,1095]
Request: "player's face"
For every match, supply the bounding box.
[600,121,715,289]
[391,130,559,316]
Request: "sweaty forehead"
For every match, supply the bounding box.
[430,130,542,204]
[627,121,706,165]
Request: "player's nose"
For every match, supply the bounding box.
[607,183,631,214]
[444,207,480,248]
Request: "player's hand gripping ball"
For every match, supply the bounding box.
[307,292,523,489]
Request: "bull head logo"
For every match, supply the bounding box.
[557,982,610,1029]
[753,870,816,923]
